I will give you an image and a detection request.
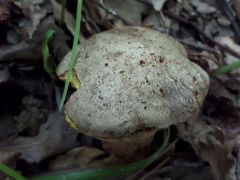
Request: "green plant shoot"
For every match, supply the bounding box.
[59,0,83,110]
[215,60,240,75]
[42,29,55,76]
[0,163,27,180]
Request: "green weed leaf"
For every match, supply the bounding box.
[0,163,27,180]
[42,29,55,76]
[59,0,83,110]
[215,60,240,75]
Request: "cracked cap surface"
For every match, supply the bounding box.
[58,26,210,140]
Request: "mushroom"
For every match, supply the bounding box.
[57,26,209,157]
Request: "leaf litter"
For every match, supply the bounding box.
[0,0,240,179]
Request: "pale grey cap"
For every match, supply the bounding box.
[62,26,209,140]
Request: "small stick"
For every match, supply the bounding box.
[215,0,240,43]
[93,0,133,26]
[163,11,240,59]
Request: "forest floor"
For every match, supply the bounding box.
[0,0,240,179]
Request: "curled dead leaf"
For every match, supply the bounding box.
[0,112,78,163]
[178,117,236,180]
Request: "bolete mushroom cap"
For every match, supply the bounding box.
[57,26,209,140]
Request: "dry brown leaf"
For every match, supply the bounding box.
[178,117,236,180]
[0,112,78,163]
[49,146,107,170]
[50,0,75,36]
[104,0,147,25]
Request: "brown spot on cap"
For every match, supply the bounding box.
[139,60,145,65]
[159,57,164,63]
[193,76,196,82]
[194,91,199,96]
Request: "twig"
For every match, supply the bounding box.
[163,11,240,59]
[215,0,240,43]
[93,0,133,26]
[139,157,170,180]
[179,39,220,54]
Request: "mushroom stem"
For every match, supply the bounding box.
[102,130,157,159]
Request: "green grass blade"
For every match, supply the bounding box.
[215,60,240,75]
[42,29,55,76]
[0,163,27,180]
[59,0,83,110]
[30,129,170,180]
